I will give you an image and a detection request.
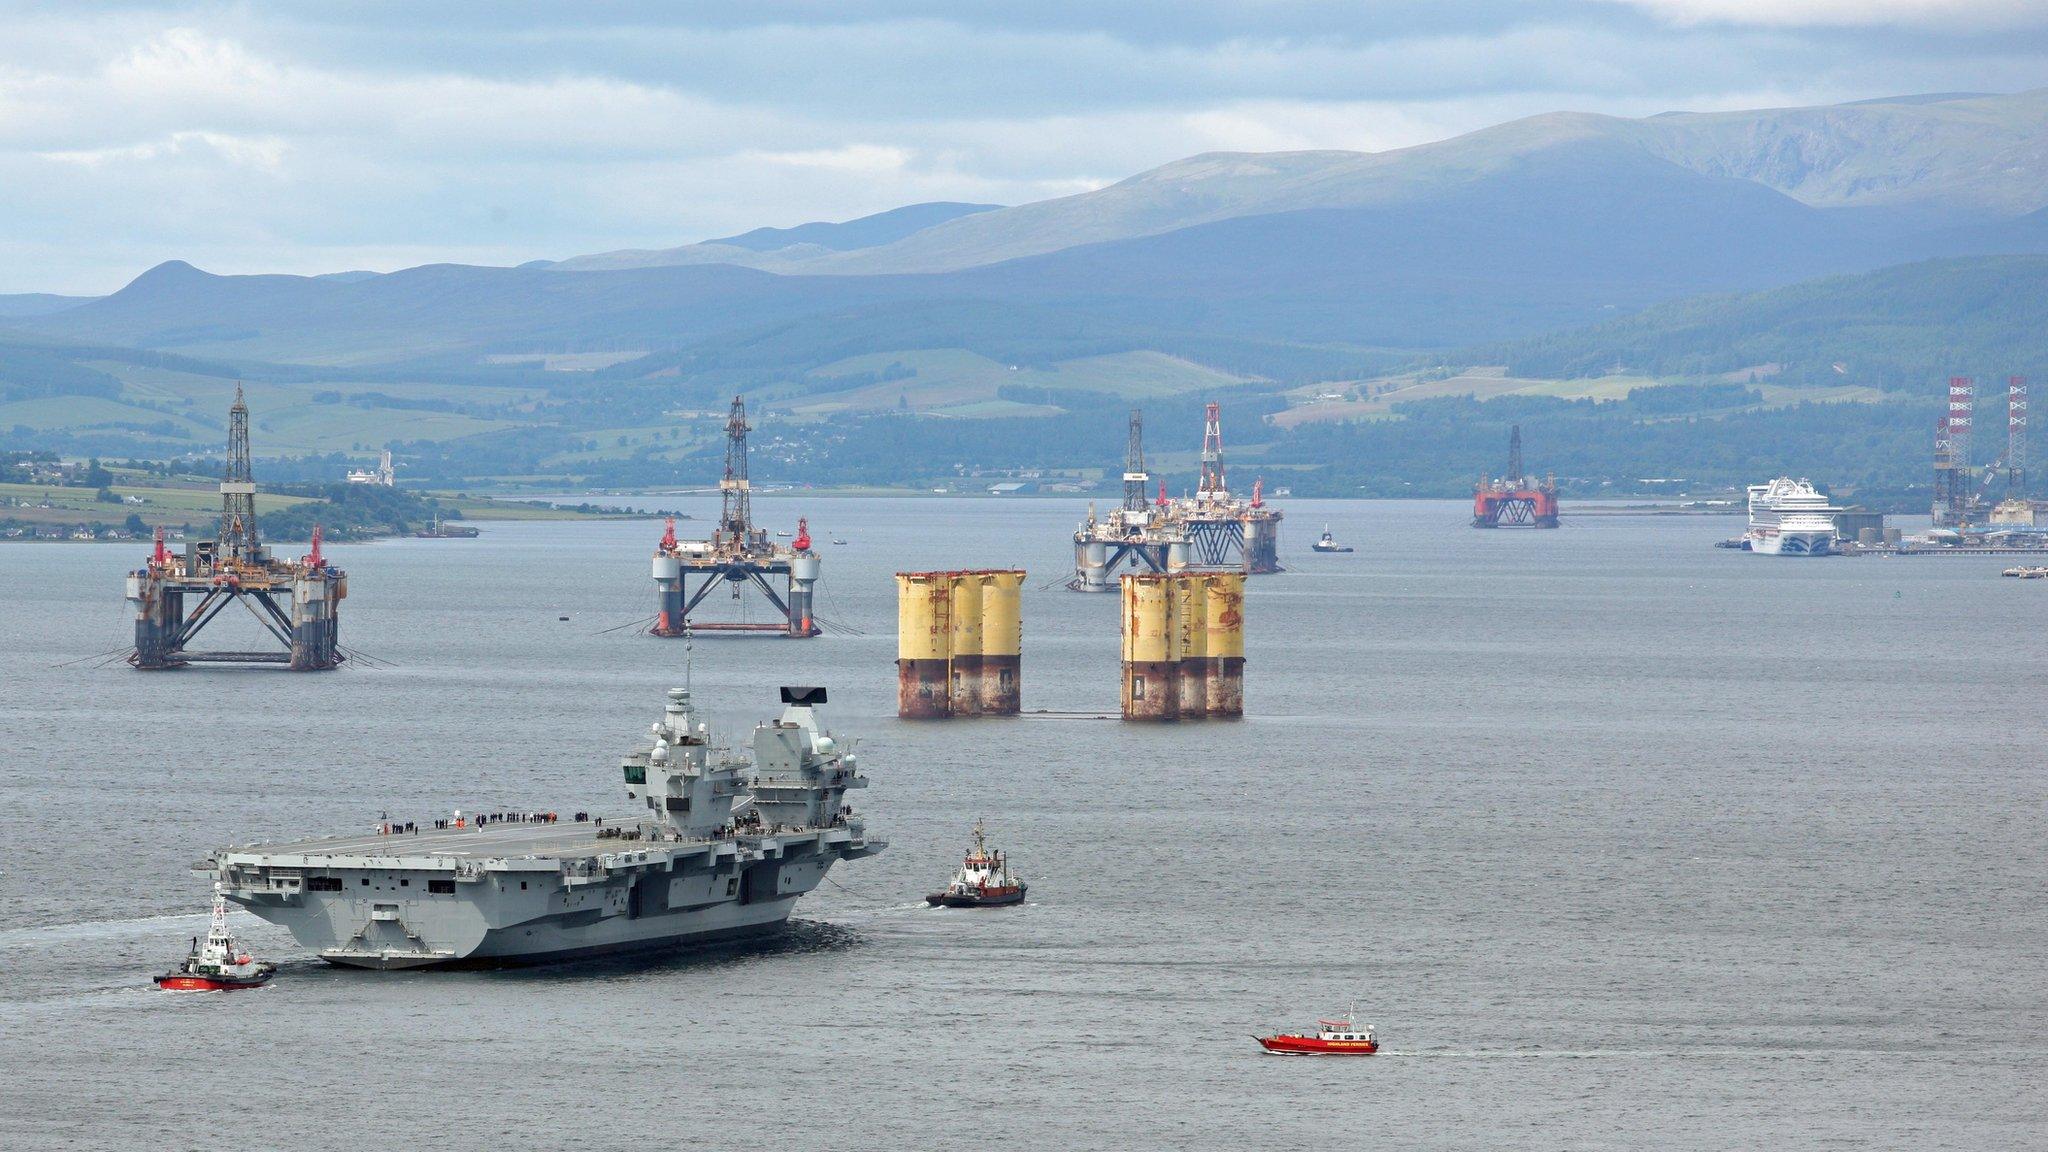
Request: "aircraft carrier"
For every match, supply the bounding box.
[205,685,881,968]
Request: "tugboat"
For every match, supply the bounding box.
[154,888,277,991]
[926,819,1027,907]
[1311,525,1354,553]
[1254,1007,1377,1055]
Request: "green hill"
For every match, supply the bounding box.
[1468,256,2048,388]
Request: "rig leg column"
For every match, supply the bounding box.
[947,573,984,715]
[651,554,684,636]
[289,575,339,671]
[1174,576,1209,719]
[788,553,821,637]
[895,574,953,717]
[1121,574,1180,721]
[980,571,1024,715]
[1204,574,1245,718]
[128,570,177,670]
[1076,540,1109,592]
[1244,520,1280,573]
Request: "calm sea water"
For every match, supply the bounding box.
[3,498,2043,1150]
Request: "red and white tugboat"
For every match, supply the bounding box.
[1255,1006,1378,1055]
[154,887,277,991]
[926,819,1027,907]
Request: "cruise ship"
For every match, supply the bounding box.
[1746,477,1841,556]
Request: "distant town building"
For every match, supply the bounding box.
[347,449,395,486]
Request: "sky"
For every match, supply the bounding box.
[2,1,2045,293]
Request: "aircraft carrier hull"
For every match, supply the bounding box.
[301,895,804,970]
[214,821,881,970]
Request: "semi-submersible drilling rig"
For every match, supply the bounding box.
[125,385,347,670]
[650,395,821,637]
[1069,403,1283,591]
[1471,425,1559,528]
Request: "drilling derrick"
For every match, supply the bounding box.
[218,387,260,564]
[1177,402,1283,573]
[1198,402,1227,500]
[124,384,347,670]
[717,394,759,549]
[1933,377,1976,529]
[2009,376,2028,498]
[1985,375,2039,530]
[1123,409,1149,513]
[1471,423,1560,528]
[651,394,821,637]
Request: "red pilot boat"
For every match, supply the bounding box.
[154,888,277,992]
[1255,1007,1378,1055]
[926,819,1027,907]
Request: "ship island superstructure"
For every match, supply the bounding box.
[1070,405,1282,591]
[1746,477,1840,556]
[207,685,880,968]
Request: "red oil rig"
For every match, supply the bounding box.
[1471,424,1559,528]
[125,385,347,670]
[650,395,821,637]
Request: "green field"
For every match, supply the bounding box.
[16,362,548,456]
[1273,366,1891,428]
[781,348,1255,418]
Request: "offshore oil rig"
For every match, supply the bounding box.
[1069,404,1282,590]
[125,385,347,670]
[650,395,821,637]
[1933,375,2038,532]
[1181,403,1283,571]
[1471,424,1559,528]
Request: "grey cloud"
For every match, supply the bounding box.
[2,2,2045,292]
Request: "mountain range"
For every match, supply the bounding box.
[7,89,2046,375]
[554,89,2048,276]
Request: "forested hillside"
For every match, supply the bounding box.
[1469,257,2048,388]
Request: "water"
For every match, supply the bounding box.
[3,499,2044,1150]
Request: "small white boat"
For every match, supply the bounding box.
[1311,525,1354,553]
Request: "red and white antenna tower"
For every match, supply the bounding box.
[1949,377,1976,468]
[2009,375,2027,498]
[1936,376,1976,528]
[1198,402,1227,498]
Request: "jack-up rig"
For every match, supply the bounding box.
[1471,424,1560,528]
[1934,375,2037,532]
[1069,403,1283,591]
[651,395,822,637]
[1932,376,1977,529]
[125,385,347,670]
